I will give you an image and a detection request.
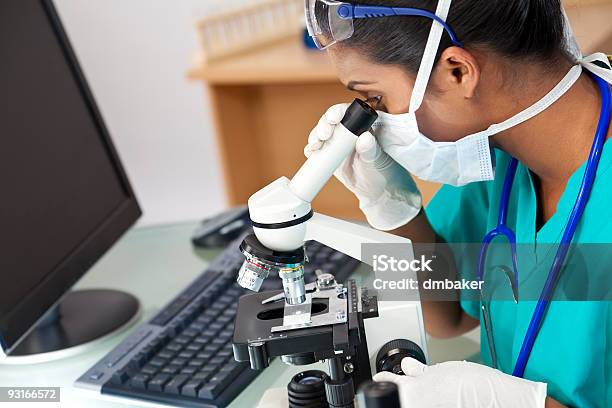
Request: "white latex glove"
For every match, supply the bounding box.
[374,358,547,408]
[305,104,422,231]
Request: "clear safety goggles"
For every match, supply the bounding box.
[304,0,461,50]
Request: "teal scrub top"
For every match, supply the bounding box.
[426,145,612,407]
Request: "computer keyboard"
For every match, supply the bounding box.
[76,233,361,407]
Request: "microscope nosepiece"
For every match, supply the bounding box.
[237,234,307,297]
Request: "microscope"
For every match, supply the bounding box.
[232,100,426,407]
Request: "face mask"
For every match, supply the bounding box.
[372,0,612,186]
[372,64,584,186]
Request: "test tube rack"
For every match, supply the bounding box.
[195,0,304,64]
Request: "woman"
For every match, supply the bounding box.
[305,0,612,407]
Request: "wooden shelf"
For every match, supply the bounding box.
[188,36,337,85]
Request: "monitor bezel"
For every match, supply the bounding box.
[0,0,142,354]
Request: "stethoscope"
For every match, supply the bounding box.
[477,72,612,378]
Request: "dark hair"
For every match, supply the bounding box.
[339,0,570,74]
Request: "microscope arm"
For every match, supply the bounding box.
[305,212,412,267]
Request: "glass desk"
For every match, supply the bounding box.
[0,222,479,407]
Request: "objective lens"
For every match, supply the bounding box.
[237,259,270,292]
[279,266,306,305]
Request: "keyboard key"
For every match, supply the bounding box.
[189,321,206,331]
[187,358,206,367]
[130,373,150,390]
[181,380,203,397]
[219,329,234,338]
[218,295,234,305]
[217,315,233,325]
[182,328,198,338]
[161,365,181,375]
[212,338,227,346]
[146,342,161,356]
[204,309,220,319]
[185,343,204,352]
[201,329,217,338]
[209,322,224,332]
[177,350,195,359]
[140,365,159,376]
[198,381,226,400]
[157,350,175,360]
[127,353,146,370]
[111,370,129,385]
[165,342,183,352]
[197,294,213,307]
[170,357,187,367]
[167,321,182,337]
[180,366,197,375]
[164,374,190,394]
[149,358,166,367]
[194,336,212,346]
[196,315,213,325]
[213,369,234,386]
[147,373,171,392]
[204,344,222,354]
[174,335,191,345]
[196,351,213,360]
[202,370,234,394]
[192,369,214,382]
[156,330,170,345]
[222,308,236,317]
[220,361,245,378]
[209,357,226,367]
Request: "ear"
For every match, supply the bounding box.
[432,46,481,99]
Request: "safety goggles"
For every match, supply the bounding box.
[305,0,461,50]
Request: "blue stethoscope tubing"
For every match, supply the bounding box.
[477,72,612,378]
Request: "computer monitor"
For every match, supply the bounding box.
[0,0,142,360]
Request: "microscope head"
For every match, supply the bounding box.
[244,98,377,253]
[247,176,312,252]
[236,176,313,303]
[236,99,378,303]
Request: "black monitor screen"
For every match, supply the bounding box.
[0,0,141,352]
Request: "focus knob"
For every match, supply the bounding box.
[248,341,269,370]
[375,339,426,375]
[325,377,355,408]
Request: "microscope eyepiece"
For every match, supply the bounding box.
[341,99,379,136]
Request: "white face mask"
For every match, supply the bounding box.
[373,65,584,186]
[371,0,612,187]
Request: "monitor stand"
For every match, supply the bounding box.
[5,289,140,363]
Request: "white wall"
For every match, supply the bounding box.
[53,0,252,226]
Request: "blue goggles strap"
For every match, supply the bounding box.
[337,4,462,47]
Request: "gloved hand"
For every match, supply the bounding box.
[374,358,547,408]
[305,104,422,231]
